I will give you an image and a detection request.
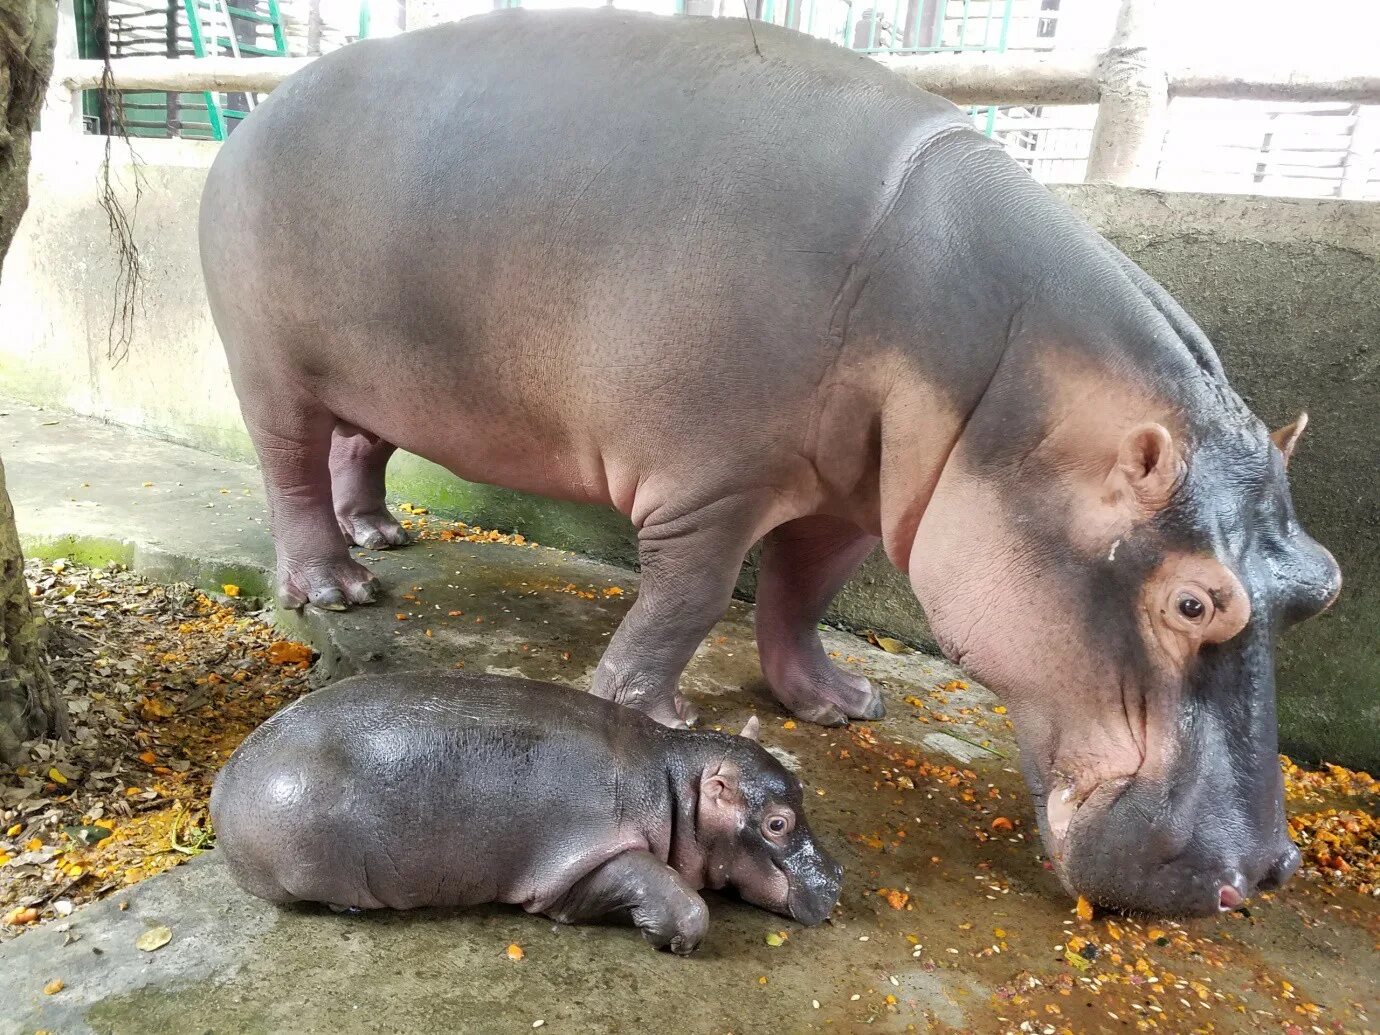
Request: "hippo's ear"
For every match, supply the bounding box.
[739,716,761,741]
[1270,412,1308,466]
[701,761,742,805]
[1108,423,1181,512]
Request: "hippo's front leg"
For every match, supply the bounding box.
[592,496,761,727]
[546,850,710,955]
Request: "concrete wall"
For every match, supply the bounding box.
[1,134,1375,768]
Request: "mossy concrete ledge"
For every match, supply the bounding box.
[0,136,1374,768]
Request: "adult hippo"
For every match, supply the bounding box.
[199,10,1341,915]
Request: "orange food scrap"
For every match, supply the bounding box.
[137,751,157,765]
[1075,895,1095,921]
[222,584,240,597]
[505,943,524,961]
[43,978,64,995]
[4,906,39,926]
[602,586,624,597]
[782,720,797,730]
[990,816,1014,832]
[267,641,313,666]
[448,610,463,617]
[881,888,910,910]
[992,705,1007,714]
[24,838,43,852]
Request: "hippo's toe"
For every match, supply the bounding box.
[338,510,413,551]
[855,684,886,720]
[768,656,886,727]
[278,557,381,613]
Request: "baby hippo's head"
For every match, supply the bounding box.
[694,717,843,926]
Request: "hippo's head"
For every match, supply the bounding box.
[694,717,843,925]
[909,334,1341,915]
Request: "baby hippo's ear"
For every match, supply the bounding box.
[739,715,760,741]
[700,761,742,807]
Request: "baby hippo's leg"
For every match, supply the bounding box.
[546,850,709,955]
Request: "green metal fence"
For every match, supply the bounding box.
[80,0,1019,140]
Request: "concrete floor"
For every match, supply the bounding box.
[1,399,1377,1035]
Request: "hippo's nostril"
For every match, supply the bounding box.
[1217,871,1249,912]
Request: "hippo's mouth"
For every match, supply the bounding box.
[1041,775,1133,863]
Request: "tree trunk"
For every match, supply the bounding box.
[0,0,63,763]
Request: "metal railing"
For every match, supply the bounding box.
[42,0,1380,190]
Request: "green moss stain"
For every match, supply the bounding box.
[20,535,270,602]
[386,454,639,568]
[20,535,135,570]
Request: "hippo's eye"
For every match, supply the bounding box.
[762,811,795,839]
[1177,593,1207,621]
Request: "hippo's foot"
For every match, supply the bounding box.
[638,894,710,956]
[591,667,699,728]
[551,850,710,955]
[278,555,381,611]
[337,509,412,551]
[766,650,886,727]
[327,902,363,916]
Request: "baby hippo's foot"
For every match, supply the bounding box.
[637,890,710,956]
[337,508,412,551]
[548,849,710,955]
[277,555,380,612]
[765,645,886,727]
[327,903,364,916]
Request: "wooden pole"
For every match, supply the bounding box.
[50,51,1380,114]
[1086,0,1167,187]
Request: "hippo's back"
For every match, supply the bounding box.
[210,673,668,910]
[200,10,973,486]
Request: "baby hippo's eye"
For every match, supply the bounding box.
[762,810,796,839]
[1177,592,1207,621]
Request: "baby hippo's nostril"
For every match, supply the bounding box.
[1259,843,1302,891]
[1217,872,1248,912]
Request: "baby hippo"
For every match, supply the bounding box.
[210,671,843,954]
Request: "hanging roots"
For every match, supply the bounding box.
[94,0,145,369]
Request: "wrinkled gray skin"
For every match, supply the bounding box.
[200,10,1340,916]
[210,672,842,953]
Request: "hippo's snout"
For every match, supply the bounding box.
[784,840,844,926]
[1043,771,1300,917]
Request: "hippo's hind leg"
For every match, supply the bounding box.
[242,390,380,610]
[329,422,412,550]
[545,850,709,955]
[755,515,885,726]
